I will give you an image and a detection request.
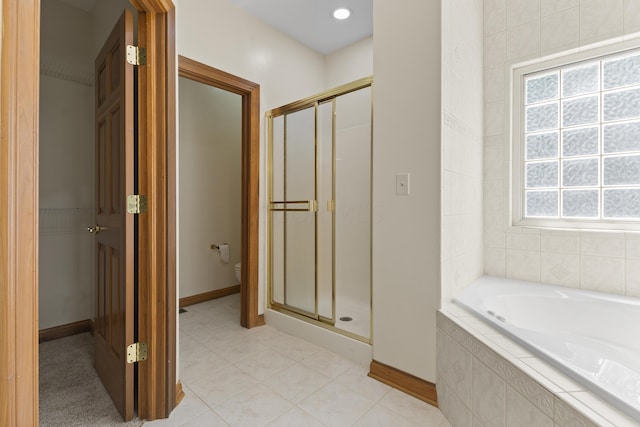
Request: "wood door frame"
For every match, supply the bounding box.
[178,55,262,330]
[131,0,177,419]
[0,0,180,422]
[0,1,40,425]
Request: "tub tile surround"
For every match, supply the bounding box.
[487,227,640,297]
[436,307,640,427]
[483,0,640,300]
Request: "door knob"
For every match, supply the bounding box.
[87,225,108,234]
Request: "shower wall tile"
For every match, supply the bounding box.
[438,329,473,407]
[484,180,504,214]
[579,0,624,46]
[506,386,553,427]
[472,358,506,427]
[442,0,484,306]
[624,0,640,33]
[553,394,602,427]
[506,249,541,282]
[541,0,578,16]
[625,261,640,297]
[540,230,580,254]
[484,67,505,104]
[484,248,506,276]
[484,146,504,180]
[540,252,580,287]
[625,235,640,259]
[484,101,505,137]
[541,7,580,55]
[485,134,505,147]
[506,20,541,61]
[484,31,507,69]
[484,213,506,249]
[506,231,541,251]
[579,232,625,258]
[438,380,473,427]
[484,0,507,36]
[570,390,640,426]
[506,0,540,28]
[580,255,625,294]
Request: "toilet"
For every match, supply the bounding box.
[234,262,241,283]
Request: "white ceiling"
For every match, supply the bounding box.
[55,0,373,55]
[227,0,373,55]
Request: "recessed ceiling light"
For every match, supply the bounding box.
[333,8,351,20]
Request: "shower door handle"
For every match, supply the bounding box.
[269,200,317,212]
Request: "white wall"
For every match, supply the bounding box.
[484,0,640,297]
[372,0,441,381]
[39,0,95,329]
[178,77,242,298]
[441,0,484,305]
[324,36,373,89]
[91,0,136,54]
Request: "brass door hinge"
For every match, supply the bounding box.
[126,342,148,363]
[127,194,147,214]
[126,45,146,66]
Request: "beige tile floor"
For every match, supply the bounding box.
[144,294,451,427]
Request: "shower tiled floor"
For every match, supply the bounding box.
[143,294,451,427]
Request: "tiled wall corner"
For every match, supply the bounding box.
[441,0,484,305]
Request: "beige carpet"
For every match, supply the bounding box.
[39,333,143,427]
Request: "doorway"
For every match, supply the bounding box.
[1,1,264,422]
[38,1,138,422]
[178,55,262,330]
[178,74,242,309]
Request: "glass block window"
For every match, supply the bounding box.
[521,49,640,221]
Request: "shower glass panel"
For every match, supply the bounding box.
[268,77,372,341]
[334,87,372,338]
[284,108,316,315]
[317,101,333,321]
[271,116,285,305]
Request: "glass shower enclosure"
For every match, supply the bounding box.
[267,78,372,341]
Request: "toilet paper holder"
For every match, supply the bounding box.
[210,243,227,251]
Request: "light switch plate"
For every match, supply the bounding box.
[396,173,410,196]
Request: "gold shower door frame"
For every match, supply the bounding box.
[267,77,373,343]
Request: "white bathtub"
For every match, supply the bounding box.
[454,276,640,422]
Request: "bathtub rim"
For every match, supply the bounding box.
[437,303,639,426]
[453,276,640,422]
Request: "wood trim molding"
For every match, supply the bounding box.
[368,360,439,407]
[132,1,176,421]
[175,381,185,406]
[0,0,41,425]
[179,285,241,308]
[39,320,92,343]
[177,55,261,329]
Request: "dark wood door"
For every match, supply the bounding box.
[93,10,135,421]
